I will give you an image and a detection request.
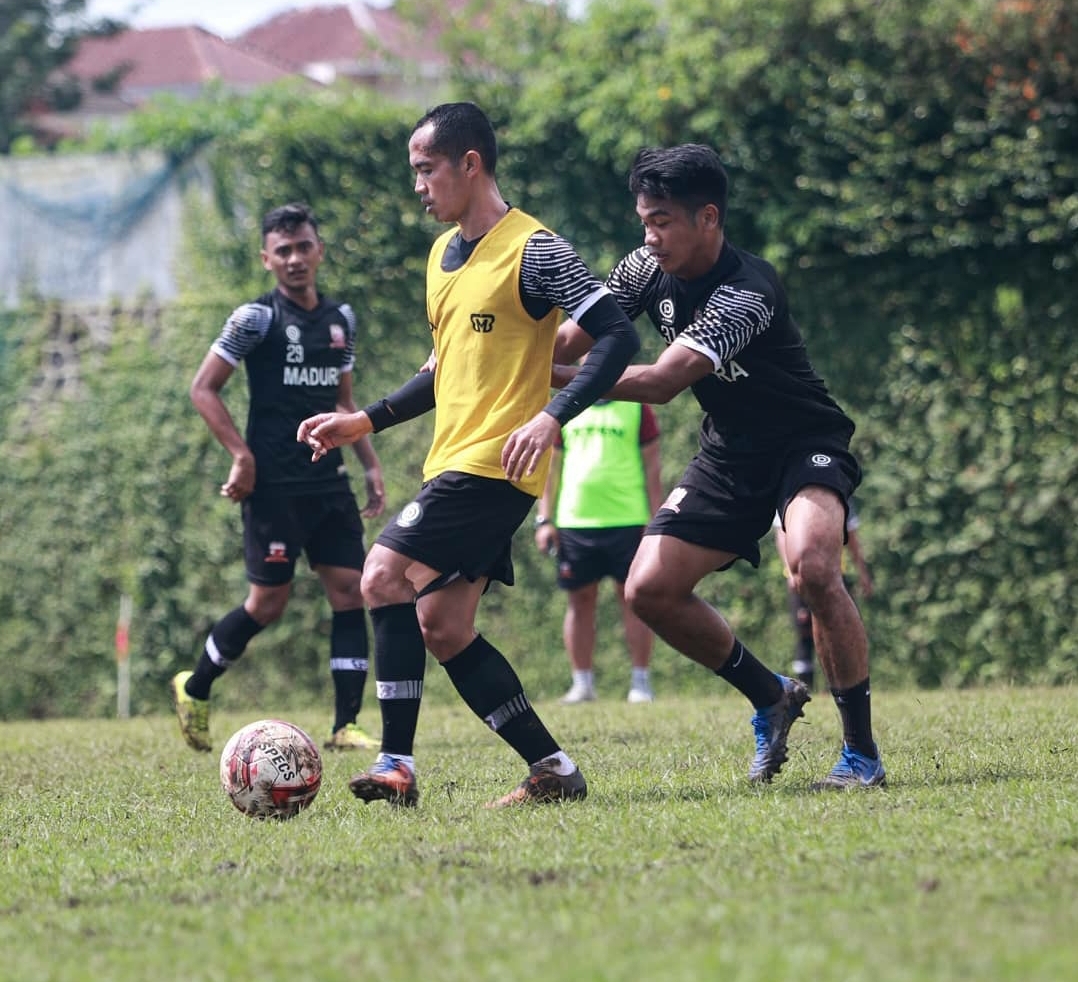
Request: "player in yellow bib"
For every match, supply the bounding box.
[298,103,639,808]
[422,208,562,496]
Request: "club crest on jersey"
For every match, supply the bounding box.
[329,324,346,349]
[471,313,495,334]
[285,324,302,343]
[658,299,677,343]
[396,501,423,528]
[265,541,289,563]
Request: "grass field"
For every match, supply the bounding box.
[2,687,1075,982]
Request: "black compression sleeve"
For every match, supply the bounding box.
[362,371,436,432]
[543,294,640,425]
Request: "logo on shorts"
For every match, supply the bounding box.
[810,454,832,467]
[397,501,423,528]
[660,487,688,514]
[266,541,289,563]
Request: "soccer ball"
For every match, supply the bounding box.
[219,718,322,820]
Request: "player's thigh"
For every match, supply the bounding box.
[360,542,427,607]
[304,490,367,573]
[781,486,847,578]
[242,495,301,586]
[627,533,733,604]
[776,442,861,557]
[565,580,600,618]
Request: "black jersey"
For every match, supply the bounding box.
[211,289,357,494]
[606,242,854,455]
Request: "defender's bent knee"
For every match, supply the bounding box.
[361,559,402,609]
[625,575,668,627]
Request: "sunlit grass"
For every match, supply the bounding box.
[2,687,1075,981]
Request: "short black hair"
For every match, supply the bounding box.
[262,202,319,239]
[629,145,728,225]
[413,102,498,176]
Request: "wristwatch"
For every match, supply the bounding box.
[534,516,552,528]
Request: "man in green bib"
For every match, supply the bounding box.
[535,400,664,703]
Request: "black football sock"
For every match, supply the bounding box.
[186,605,264,700]
[831,677,877,757]
[330,608,370,732]
[442,635,559,765]
[371,603,427,757]
[716,638,784,709]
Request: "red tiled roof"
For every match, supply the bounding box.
[238,5,391,68]
[63,26,296,98]
[236,1,476,72]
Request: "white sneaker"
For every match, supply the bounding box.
[627,684,654,704]
[559,682,597,704]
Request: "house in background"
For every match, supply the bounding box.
[31,26,304,144]
[67,25,297,101]
[6,2,469,307]
[235,0,467,102]
[30,0,469,142]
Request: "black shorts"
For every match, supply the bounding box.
[646,438,861,568]
[375,471,534,588]
[555,526,644,591]
[243,488,366,586]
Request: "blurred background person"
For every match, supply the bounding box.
[535,399,663,704]
[171,202,385,754]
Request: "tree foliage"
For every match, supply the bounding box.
[0,0,122,153]
[859,314,1078,686]
[445,0,1078,684]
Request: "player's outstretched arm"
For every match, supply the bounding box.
[299,371,437,460]
[297,411,374,461]
[553,337,714,405]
